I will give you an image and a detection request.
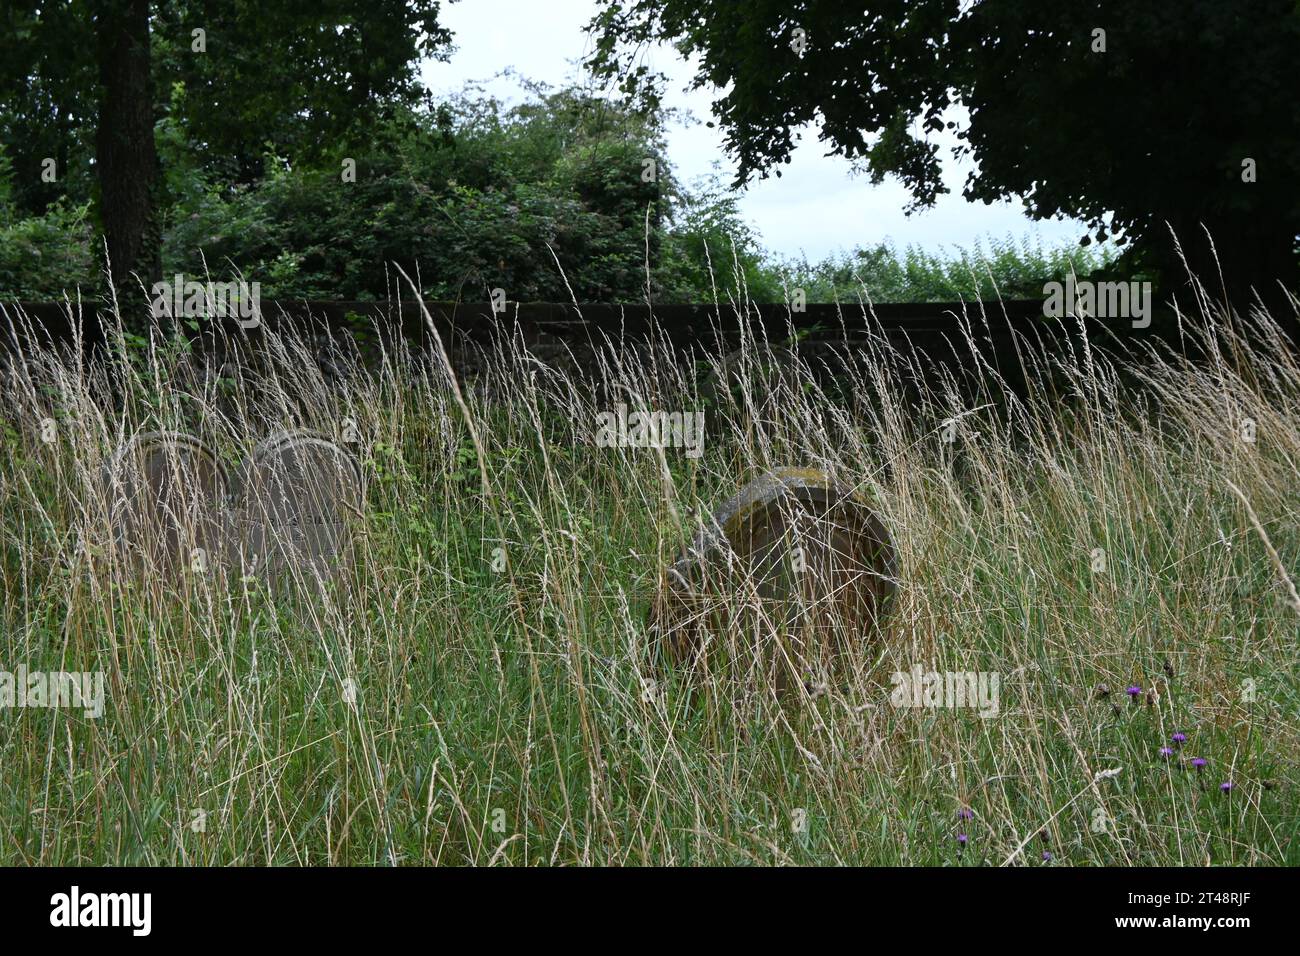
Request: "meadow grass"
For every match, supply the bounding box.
[0,279,1297,866]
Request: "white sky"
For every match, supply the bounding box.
[420,0,1092,261]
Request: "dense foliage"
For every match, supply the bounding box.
[0,0,455,285]
[158,88,671,302]
[2,83,1111,305]
[0,148,96,300]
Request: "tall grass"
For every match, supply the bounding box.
[0,275,1296,866]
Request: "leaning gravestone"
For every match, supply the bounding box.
[649,466,897,693]
[103,431,229,576]
[238,429,363,582]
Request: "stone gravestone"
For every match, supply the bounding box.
[103,431,229,577]
[649,466,897,693]
[238,429,363,583]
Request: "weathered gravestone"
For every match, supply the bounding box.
[103,431,229,576]
[649,466,897,693]
[238,429,364,581]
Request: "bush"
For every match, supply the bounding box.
[775,235,1120,305]
[0,146,96,301]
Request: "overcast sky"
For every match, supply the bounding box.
[420,0,1092,262]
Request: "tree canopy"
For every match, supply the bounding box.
[588,0,1300,306]
[0,0,453,290]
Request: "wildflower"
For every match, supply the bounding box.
[957,808,974,821]
[1159,747,1174,759]
[957,833,968,849]
[1220,781,1233,793]
[1126,685,1142,700]
[1171,733,1186,745]
[1042,851,1053,862]
[1191,757,1207,770]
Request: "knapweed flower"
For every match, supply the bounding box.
[1171,733,1187,745]
[1159,747,1174,759]
[1220,781,1233,793]
[957,833,968,848]
[1126,685,1142,700]
[1191,757,1207,770]
[1042,851,1053,862]
[958,808,974,821]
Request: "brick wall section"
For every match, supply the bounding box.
[1,298,1179,390]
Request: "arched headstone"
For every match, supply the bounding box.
[650,466,897,692]
[239,429,363,581]
[103,431,229,576]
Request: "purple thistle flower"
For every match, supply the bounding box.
[957,833,968,846]
[1191,757,1207,770]
[1220,781,1233,792]
[958,807,974,821]
[1126,685,1142,699]
[1159,747,1174,759]
[1171,733,1187,744]
[1042,851,1053,862]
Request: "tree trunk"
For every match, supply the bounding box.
[93,0,161,301]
